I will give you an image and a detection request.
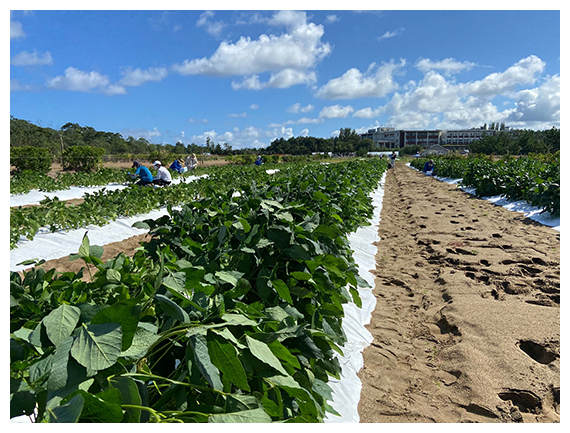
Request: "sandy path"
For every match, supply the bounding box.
[357,162,560,423]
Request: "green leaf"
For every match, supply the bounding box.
[120,323,160,362]
[47,336,76,391]
[215,270,244,287]
[222,313,257,327]
[110,376,142,422]
[155,294,190,323]
[349,287,362,308]
[63,389,123,422]
[246,335,288,375]
[91,299,142,351]
[267,340,301,369]
[106,269,122,284]
[271,279,293,304]
[76,232,104,260]
[264,374,318,417]
[162,272,193,303]
[43,304,81,347]
[290,271,311,281]
[70,323,123,375]
[266,228,291,249]
[223,278,251,299]
[189,334,223,391]
[209,408,272,423]
[48,394,84,423]
[207,331,250,391]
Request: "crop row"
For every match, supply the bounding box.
[10,158,388,423]
[10,166,208,196]
[410,155,560,216]
[10,164,284,249]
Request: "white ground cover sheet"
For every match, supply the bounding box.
[324,173,386,423]
[10,175,207,207]
[407,163,560,232]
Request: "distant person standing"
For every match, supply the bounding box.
[255,156,263,166]
[389,151,397,168]
[130,160,154,187]
[152,161,172,186]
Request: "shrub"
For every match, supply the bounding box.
[10,146,52,173]
[62,146,106,171]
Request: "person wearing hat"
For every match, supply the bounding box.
[185,153,198,170]
[152,160,172,186]
[130,160,154,186]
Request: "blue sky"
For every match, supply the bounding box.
[9,6,561,149]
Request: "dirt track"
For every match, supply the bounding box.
[357,162,560,423]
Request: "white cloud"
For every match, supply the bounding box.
[10,79,34,92]
[197,11,226,37]
[268,10,308,29]
[118,67,168,87]
[461,55,545,97]
[353,106,385,118]
[250,104,259,110]
[46,67,126,95]
[10,18,25,39]
[232,69,317,90]
[299,128,310,137]
[415,57,477,76]
[319,104,354,119]
[325,15,339,24]
[505,74,560,128]
[172,11,331,87]
[351,56,558,130]
[188,117,209,124]
[286,117,323,125]
[377,27,404,40]
[121,127,162,142]
[316,59,405,99]
[288,103,314,113]
[229,112,247,118]
[386,111,437,129]
[45,65,168,95]
[186,125,293,149]
[11,50,53,66]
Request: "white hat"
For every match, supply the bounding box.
[153,161,161,166]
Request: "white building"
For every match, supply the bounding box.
[360,127,400,148]
[440,128,495,145]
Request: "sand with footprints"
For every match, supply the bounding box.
[357,161,560,423]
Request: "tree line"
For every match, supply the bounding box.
[10,116,560,159]
[468,129,559,155]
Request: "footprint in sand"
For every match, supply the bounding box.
[497,389,543,414]
[517,340,558,365]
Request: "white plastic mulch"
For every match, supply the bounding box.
[324,172,386,423]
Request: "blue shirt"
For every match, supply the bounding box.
[135,166,153,182]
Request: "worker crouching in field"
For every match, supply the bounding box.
[423,159,435,176]
[130,160,154,186]
[152,161,172,186]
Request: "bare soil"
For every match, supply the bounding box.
[26,160,561,423]
[357,162,560,423]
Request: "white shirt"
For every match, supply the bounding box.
[156,166,172,182]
